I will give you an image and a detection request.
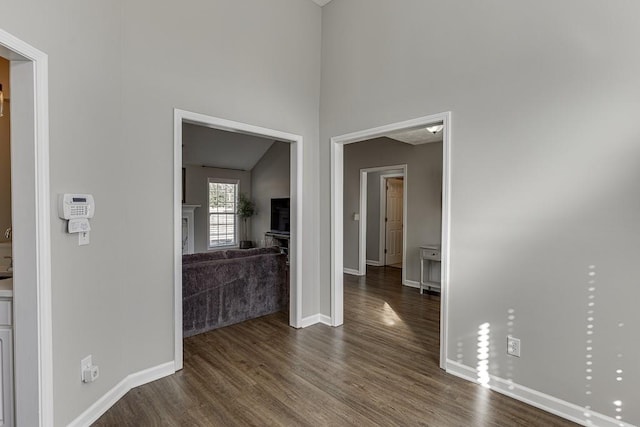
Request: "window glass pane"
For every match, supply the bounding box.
[208,181,237,247]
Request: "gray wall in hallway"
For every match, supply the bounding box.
[344,139,442,283]
[320,0,640,423]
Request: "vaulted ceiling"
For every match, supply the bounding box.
[182,124,275,171]
[311,0,333,6]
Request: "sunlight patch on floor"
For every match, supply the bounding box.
[381,302,403,326]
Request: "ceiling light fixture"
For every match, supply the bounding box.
[426,124,443,134]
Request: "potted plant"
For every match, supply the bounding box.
[237,193,256,249]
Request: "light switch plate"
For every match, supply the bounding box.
[79,231,90,246]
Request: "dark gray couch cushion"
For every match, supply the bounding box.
[224,246,279,259]
[182,251,226,265]
[182,249,287,337]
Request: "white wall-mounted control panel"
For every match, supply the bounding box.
[58,194,95,220]
[58,194,95,246]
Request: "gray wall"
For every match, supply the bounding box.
[4,0,637,424]
[320,0,640,424]
[365,169,402,262]
[120,7,321,388]
[119,1,320,423]
[1,0,321,425]
[344,139,442,283]
[1,2,128,425]
[0,57,9,243]
[184,166,251,253]
[250,141,291,244]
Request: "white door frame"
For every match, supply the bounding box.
[355,165,406,279]
[331,112,452,369]
[0,29,54,425]
[173,109,303,370]
[379,172,405,268]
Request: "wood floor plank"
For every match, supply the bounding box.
[94,266,577,426]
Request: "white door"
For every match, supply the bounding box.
[384,178,403,266]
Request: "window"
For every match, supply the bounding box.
[208,179,238,248]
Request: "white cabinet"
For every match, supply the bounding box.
[420,245,441,294]
[0,299,12,427]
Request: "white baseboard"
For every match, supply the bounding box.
[300,314,333,328]
[68,361,175,427]
[446,360,634,427]
[403,279,420,289]
[343,268,363,276]
[366,259,381,266]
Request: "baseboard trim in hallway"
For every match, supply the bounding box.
[93,267,585,426]
[68,361,175,427]
[446,360,633,427]
[300,313,333,328]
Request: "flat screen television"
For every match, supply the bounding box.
[270,198,290,234]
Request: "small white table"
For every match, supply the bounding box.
[420,244,441,294]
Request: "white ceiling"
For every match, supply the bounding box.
[182,123,275,171]
[311,0,333,6]
[384,124,443,145]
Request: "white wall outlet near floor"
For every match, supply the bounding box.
[507,336,521,357]
[81,355,92,379]
[80,355,99,383]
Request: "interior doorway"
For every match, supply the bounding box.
[331,112,452,369]
[173,109,304,370]
[351,165,408,281]
[383,177,404,268]
[0,28,53,426]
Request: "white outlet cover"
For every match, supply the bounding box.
[79,231,90,246]
[81,355,92,378]
[507,336,521,357]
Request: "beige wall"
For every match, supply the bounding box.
[320,0,640,424]
[0,57,10,243]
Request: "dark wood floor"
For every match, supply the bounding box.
[95,266,576,426]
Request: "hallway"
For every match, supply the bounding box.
[95,267,575,426]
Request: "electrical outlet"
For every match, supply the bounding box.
[80,355,92,380]
[82,365,99,383]
[507,336,521,357]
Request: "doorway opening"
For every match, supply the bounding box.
[0,28,53,426]
[383,176,404,268]
[348,165,408,282]
[331,112,451,368]
[173,109,303,370]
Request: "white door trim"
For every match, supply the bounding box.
[331,112,452,369]
[355,165,406,278]
[0,28,53,426]
[173,109,304,370]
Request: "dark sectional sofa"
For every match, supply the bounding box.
[182,247,288,337]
